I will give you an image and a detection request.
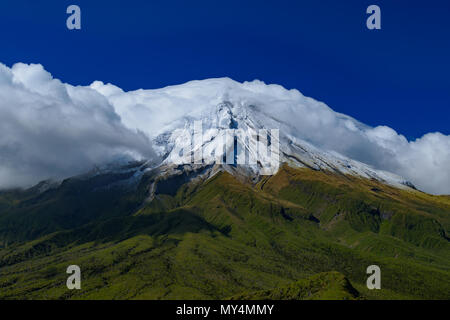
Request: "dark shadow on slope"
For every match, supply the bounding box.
[0,209,230,267]
[154,165,214,196]
[0,171,150,244]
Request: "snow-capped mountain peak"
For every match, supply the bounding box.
[149,98,413,189]
[90,77,417,190]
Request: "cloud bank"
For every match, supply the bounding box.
[0,63,154,189]
[90,77,450,195]
[0,62,449,194]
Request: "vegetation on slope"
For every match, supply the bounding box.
[0,164,448,300]
[229,271,359,300]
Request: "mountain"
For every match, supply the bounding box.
[91,78,417,190]
[0,79,449,300]
[0,163,449,299]
[152,98,415,189]
[229,271,360,300]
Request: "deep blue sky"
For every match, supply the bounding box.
[0,0,449,140]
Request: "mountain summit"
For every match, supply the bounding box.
[2,62,449,194]
[90,78,415,192]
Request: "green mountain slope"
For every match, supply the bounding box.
[0,165,449,299]
[229,271,360,300]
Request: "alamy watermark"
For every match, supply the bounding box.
[66,265,81,290]
[366,5,381,30]
[65,5,380,31]
[366,265,381,289]
[169,121,280,175]
[66,5,81,30]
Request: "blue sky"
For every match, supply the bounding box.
[0,0,449,140]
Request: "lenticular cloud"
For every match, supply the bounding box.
[0,62,449,195]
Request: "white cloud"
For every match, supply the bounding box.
[0,63,155,189]
[90,77,450,195]
[1,62,449,195]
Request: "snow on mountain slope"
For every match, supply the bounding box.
[5,62,449,193]
[90,78,415,190]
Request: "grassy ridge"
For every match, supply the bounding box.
[229,271,360,300]
[0,165,449,299]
